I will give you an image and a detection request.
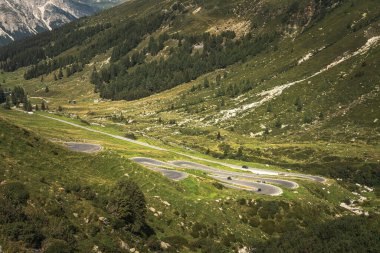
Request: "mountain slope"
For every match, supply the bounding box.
[0,0,379,251]
[0,0,379,183]
[0,0,125,46]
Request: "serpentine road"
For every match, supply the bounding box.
[132,157,284,196]
[65,142,102,153]
[130,157,188,181]
[37,114,325,195]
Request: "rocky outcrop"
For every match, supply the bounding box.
[0,0,123,46]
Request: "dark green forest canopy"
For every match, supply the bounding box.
[256,215,380,253]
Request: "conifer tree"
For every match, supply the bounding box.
[216,131,222,140]
[203,78,210,88]
[4,96,11,109]
[58,68,64,79]
[0,87,5,103]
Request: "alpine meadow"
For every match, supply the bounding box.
[0,0,379,252]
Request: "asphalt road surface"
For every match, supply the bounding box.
[211,175,283,196]
[39,115,325,186]
[131,157,171,167]
[131,157,188,181]
[65,142,102,153]
[170,161,298,189]
[132,159,284,195]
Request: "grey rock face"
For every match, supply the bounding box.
[0,0,123,45]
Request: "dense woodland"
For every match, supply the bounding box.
[92,31,275,100]
[256,215,380,253]
[0,1,276,101]
[0,86,46,112]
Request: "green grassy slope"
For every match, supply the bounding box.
[0,0,379,186]
[0,0,380,250]
[2,109,376,252]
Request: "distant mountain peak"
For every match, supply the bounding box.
[0,0,124,46]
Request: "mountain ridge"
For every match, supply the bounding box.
[0,0,379,252]
[0,0,125,46]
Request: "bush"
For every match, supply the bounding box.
[124,132,137,140]
[107,179,147,233]
[3,222,45,248]
[256,215,380,253]
[212,182,225,190]
[163,236,188,248]
[190,238,229,253]
[48,218,78,245]
[249,217,260,227]
[43,239,71,253]
[0,198,26,223]
[260,220,276,235]
[146,236,162,251]
[303,114,313,124]
[258,201,280,219]
[0,181,30,205]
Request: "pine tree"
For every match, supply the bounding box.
[203,78,210,88]
[26,101,33,112]
[263,127,270,140]
[58,68,63,79]
[216,74,221,85]
[41,101,46,111]
[4,96,11,109]
[35,104,39,111]
[216,131,222,140]
[0,87,5,103]
[275,119,282,128]
[267,104,273,113]
[236,146,243,158]
[45,86,49,93]
[294,97,303,112]
[22,95,28,111]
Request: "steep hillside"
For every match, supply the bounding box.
[0,0,380,251]
[0,105,378,252]
[0,0,125,46]
[0,0,378,187]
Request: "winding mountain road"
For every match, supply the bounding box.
[133,158,285,195]
[65,142,102,153]
[37,114,325,195]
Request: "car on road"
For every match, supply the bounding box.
[257,188,262,192]
[242,165,248,169]
[227,176,232,180]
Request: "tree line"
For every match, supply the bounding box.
[92,31,276,100]
[0,23,110,72]
[22,12,167,80]
[1,86,48,112]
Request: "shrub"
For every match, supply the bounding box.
[48,218,78,245]
[124,132,137,140]
[163,235,189,248]
[43,239,71,253]
[0,198,26,223]
[303,114,313,124]
[107,179,147,233]
[249,217,260,227]
[212,182,225,190]
[260,220,276,235]
[3,222,45,248]
[146,236,162,251]
[0,181,30,205]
